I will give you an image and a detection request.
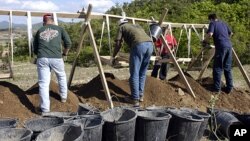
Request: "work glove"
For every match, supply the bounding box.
[62,53,67,61]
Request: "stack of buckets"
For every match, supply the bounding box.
[0,104,249,141]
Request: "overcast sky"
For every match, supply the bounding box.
[0,0,133,23]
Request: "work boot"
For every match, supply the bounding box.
[124,96,139,107]
[222,87,232,94]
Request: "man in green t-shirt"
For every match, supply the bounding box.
[33,13,71,114]
[111,19,153,107]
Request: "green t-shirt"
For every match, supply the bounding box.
[33,24,72,58]
[115,23,151,47]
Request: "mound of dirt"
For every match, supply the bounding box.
[73,73,250,113]
[26,80,79,113]
[0,80,79,123]
[0,81,35,121]
[1,71,249,123]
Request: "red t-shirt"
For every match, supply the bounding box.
[155,34,177,54]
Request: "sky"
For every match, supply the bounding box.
[0,0,133,24]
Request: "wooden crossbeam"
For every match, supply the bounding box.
[0,9,208,28]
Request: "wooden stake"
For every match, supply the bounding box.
[68,5,92,87]
[197,48,215,80]
[87,20,114,109]
[232,48,250,89]
[68,4,114,108]
[160,34,196,98]
[158,8,168,26]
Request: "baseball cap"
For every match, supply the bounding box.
[43,13,53,22]
[118,18,128,26]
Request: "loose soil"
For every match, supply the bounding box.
[1,72,250,123]
[0,80,79,123]
[72,72,250,113]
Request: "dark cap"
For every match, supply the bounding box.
[43,13,53,22]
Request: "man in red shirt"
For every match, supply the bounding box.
[151,27,177,80]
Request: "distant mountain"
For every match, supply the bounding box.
[0,20,66,30]
[0,21,26,29]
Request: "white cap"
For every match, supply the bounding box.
[118,18,128,26]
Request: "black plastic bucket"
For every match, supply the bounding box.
[78,103,100,115]
[64,117,87,129]
[0,128,33,141]
[35,124,83,141]
[24,117,64,140]
[0,118,18,129]
[146,105,177,113]
[101,107,137,141]
[215,111,241,138]
[42,112,77,119]
[83,116,104,141]
[149,23,162,42]
[135,111,172,141]
[167,109,204,141]
[180,108,211,141]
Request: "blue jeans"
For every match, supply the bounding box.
[151,53,170,80]
[129,42,153,100]
[213,47,233,91]
[37,58,68,112]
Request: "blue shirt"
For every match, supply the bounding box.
[207,20,232,48]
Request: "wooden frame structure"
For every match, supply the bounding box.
[0,5,249,105]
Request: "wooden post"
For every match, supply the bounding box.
[197,48,215,80]
[158,8,168,26]
[9,10,14,66]
[68,4,114,108]
[87,21,114,108]
[160,34,196,98]
[232,48,250,89]
[68,5,92,87]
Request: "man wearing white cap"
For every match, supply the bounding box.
[111,19,153,107]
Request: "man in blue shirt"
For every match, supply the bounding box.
[203,13,233,94]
